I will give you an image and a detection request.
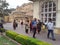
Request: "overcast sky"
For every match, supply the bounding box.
[6,0,31,9]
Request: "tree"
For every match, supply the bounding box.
[0,0,9,17]
[1,2,9,9]
[3,8,15,16]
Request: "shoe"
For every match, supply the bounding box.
[33,36,36,38]
[52,39,56,41]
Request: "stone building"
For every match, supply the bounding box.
[30,0,60,34]
[9,2,33,23]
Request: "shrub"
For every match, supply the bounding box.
[15,35,28,45]
[6,30,18,40]
[6,30,51,45]
[15,35,51,45]
[0,28,5,32]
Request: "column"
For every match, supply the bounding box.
[33,0,40,19]
[56,0,60,28]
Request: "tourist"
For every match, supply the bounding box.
[25,19,29,33]
[13,20,18,30]
[47,18,56,41]
[30,20,33,32]
[44,20,48,29]
[21,20,23,25]
[37,20,42,34]
[32,18,37,38]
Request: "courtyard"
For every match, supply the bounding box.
[3,23,60,45]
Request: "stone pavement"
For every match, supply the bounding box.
[3,23,60,45]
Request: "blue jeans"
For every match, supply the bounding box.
[47,30,55,39]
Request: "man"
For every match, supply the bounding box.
[37,20,42,34]
[32,18,37,38]
[47,19,56,41]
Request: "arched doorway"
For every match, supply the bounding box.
[40,1,56,25]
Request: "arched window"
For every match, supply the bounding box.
[40,1,56,25]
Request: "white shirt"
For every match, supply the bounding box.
[25,22,29,29]
[47,22,54,30]
[45,22,48,25]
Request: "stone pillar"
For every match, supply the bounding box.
[33,0,40,19]
[54,0,60,34]
[56,0,60,28]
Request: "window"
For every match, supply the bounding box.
[49,13,51,17]
[53,7,56,11]
[41,1,56,25]
[45,14,47,17]
[53,18,56,21]
[45,9,47,12]
[53,13,56,17]
[53,3,56,7]
[45,5,48,8]
[49,8,52,11]
[49,3,52,7]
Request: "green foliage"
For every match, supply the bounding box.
[6,30,18,40]
[15,35,29,45]
[0,28,5,32]
[0,36,17,45]
[6,30,52,45]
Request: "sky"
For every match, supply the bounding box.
[6,0,31,9]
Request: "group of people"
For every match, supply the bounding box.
[13,18,56,41]
[25,18,42,38]
[25,18,56,41]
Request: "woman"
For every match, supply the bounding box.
[37,20,42,34]
[25,20,29,33]
[13,20,17,30]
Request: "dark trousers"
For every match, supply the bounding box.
[25,29,28,33]
[47,30,55,39]
[30,28,32,32]
[13,26,16,30]
[38,28,41,33]
[33,28,36,38]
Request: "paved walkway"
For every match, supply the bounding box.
[3,23,60,45]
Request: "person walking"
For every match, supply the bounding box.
[21,20,23,25]
[25,20,29,33]
[44,20,48,29]
[37,20,42,34]
[32,18,37,38]
[47,18,56,41]
[30,20,32,32]
[13,20,18,30]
